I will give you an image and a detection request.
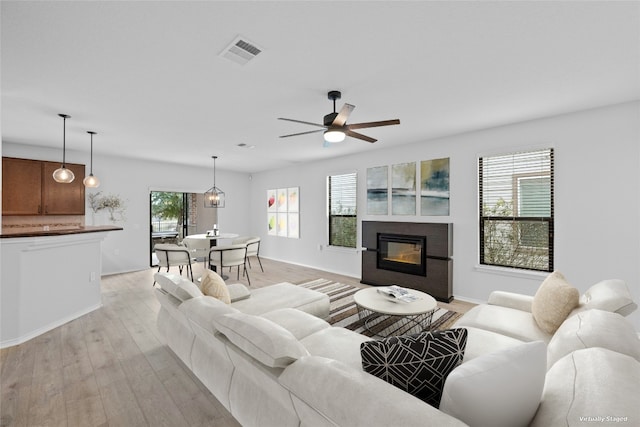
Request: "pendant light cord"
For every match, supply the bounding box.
[89,132,94,174]
[62,115,67,167]
[213,155,217,188]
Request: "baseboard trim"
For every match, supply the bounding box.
[259,255,361,281]
[0,303,103,349]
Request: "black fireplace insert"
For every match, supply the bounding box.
[377,233,427,276]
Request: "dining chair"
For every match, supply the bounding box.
[153,243,194,283]
[182,235,210,267]
[245,237,264,273]
[208,244,250,285]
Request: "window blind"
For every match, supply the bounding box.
[479,148,554,271]
[328,172,357,248]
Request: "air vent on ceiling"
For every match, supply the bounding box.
[220,36,262,66]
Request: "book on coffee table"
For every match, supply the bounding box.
[377,285,420,303]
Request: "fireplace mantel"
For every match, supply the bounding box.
[361,221,453,302]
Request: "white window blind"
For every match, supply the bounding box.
[328,172,357,248]
[479,148,554,271]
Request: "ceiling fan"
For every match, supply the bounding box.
[278,90,400,145]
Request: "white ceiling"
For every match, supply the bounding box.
[2,1,639,173]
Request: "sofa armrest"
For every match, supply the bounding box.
[488,291,534,312]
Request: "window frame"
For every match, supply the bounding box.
[478,148,554,272]
[327,171,358,249]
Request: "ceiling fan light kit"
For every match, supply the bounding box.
[324,128,346,143]
[279,90,400,145]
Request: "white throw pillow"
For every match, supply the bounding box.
[547,309,640,370]
[440,341,546,427]
[213,312,309,368]
[154,272,203,301]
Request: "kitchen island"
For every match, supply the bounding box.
[1,225,122,348]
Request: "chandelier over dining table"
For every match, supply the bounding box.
[204,155,225,208]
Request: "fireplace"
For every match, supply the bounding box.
[377,233,426,276]
[362,221,453,302]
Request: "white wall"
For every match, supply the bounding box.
[3,102,639,329]
[1,143,252,275]
[248,102,640,328]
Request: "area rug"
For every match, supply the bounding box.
[298,279,463,337]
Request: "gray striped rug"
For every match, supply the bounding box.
[298,279,462,337]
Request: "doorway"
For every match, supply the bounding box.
[149,191,217,266]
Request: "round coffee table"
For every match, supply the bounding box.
[353,287,437,337]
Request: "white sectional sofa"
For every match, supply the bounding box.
[154,272,640,427]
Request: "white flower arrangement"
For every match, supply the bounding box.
[88,192,127,222]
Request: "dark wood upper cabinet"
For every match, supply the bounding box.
[2,158,43,215]
[2,157,86,216]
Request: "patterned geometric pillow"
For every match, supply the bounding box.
[360,328,468,408]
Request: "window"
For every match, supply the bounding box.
[479,148,554,271]
[328,172,357,248]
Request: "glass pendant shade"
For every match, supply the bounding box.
[53,166,75,183]
[204,155,225,208]
[83,131,100,188]
[324,128,346,143]
[83,174,100,188]
[53,114,75,183]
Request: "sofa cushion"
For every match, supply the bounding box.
[200,270,230,304]
[440,341,546,427]
[360,328,467,408]
[261,308,330,340]
[231,282,330,319]
[462,326,527,362]
[279,356,467,427]
[301,327,373,370]
[154,272,203,301]
[531,348,640,427]
[573,279,637,317]
[547,309,640,370]
[213,312,309,368]
[531,271,580,334]
[455,304,552,343]
[179,296,239,335]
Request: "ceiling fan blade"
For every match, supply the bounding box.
[279,129,325,138]
[332,103,355,126]
[346,119,400,130]
[278,117,327,128]
[346,130,377,143]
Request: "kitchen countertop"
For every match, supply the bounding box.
[0,225,123,238]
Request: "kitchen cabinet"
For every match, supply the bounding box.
[2,157,85,216]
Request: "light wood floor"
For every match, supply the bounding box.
[0,258,474,427]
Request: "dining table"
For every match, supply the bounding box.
[188,232,239,248]
[187,232,239,277]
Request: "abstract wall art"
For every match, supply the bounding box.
[391,162,416,215]
[367,165,388,215]
[420,158,450,216]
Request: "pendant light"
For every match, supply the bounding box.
[52,113,75,183]
[204,155,225,208]
[83,131,100,188]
